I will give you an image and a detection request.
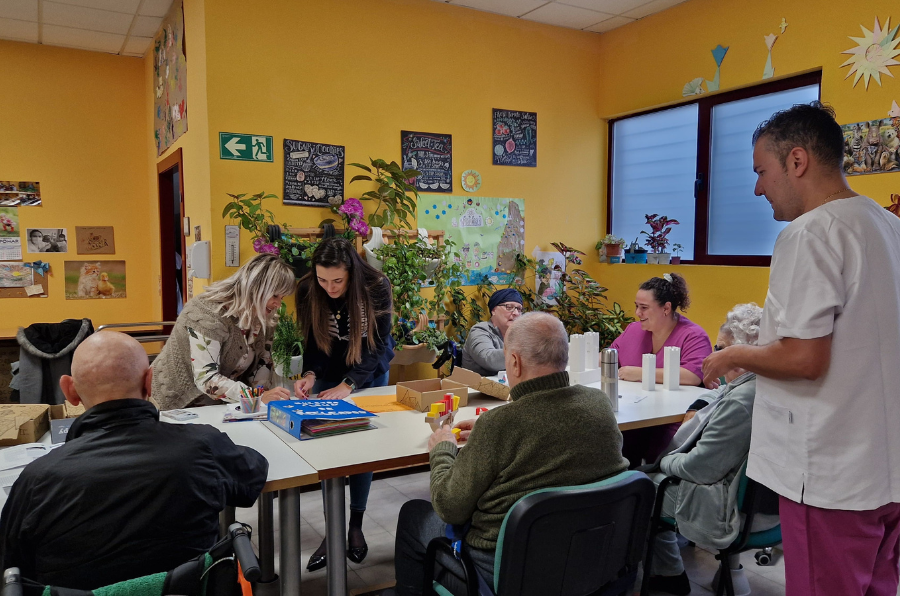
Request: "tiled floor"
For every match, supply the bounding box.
[235,467,892,596]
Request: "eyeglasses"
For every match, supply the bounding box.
[498,303,523,314]
[714,344,725,351]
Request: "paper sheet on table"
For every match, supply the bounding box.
[349,394,415,413]
[0,443,58,472]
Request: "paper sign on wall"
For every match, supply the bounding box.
[75,227,116,254]
[64,261,126,299]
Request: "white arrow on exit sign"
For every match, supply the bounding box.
[225,137,246,156]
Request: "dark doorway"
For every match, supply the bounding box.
[157,149,187,323]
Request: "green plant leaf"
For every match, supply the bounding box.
[349,175,373,184]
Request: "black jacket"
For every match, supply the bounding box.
[0,399,268,590]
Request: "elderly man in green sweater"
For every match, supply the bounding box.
[391,312,629,596]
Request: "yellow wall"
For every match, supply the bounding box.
[0,41,150,335]
[201,0,605,283]
[596,0,900,336]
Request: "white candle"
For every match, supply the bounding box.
[642,353,656,391]
[663,346,681,391]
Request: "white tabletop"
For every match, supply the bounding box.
[265,380,709,479]
[164,404,319,492]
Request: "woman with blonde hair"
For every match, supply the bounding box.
[151,253,296,411]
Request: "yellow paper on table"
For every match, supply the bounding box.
[351,394,415,413]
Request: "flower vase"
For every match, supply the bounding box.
[277,355,304,389]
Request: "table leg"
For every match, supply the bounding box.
[324,477,348,596]
[257,492,277,584]
[279,487,302,596]
[219,505,236,538]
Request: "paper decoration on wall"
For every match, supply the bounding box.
[75,226,116,255]
[890,101,900,117]
[531,245,564,305]
[283,139,345,206]
[841,117,900,175]
[421,195,524,285]
[706,45,729,92]
[763,34,778,79]
[153,0,188,156]
[0,263,32,288]
[682,77,706,96]
[887,194,900,216]
[25,261,50,277]
[25,229,67,253]
[780,18,788,34]
[401,131,452,193]
[493,109,537,167]
[461,170,482,192]
[64,261,127,299]
[0,181,41,206]
[841,17,900,89]
[0,207,21,261]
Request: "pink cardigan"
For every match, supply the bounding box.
[609,316,712,381]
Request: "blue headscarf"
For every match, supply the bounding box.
[488,288,523,312]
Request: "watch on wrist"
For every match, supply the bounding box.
[342,377,357,391]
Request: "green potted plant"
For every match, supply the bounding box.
[671,243,684,265]
[596,234,625,263]
[271,302,304,387]
[624,237,648,264]
[641,213,680,265]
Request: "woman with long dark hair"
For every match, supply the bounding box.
[294,237,394,571]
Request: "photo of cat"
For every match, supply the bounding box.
[64,260,126,300]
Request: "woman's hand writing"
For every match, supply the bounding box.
[293,375,315,399]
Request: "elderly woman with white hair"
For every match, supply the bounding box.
[642,303,767,596]
[151,253,297,410]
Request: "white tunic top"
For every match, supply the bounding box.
[748,196,900,510]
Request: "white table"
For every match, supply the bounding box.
[265,380,708,595]
[164,405,318,596]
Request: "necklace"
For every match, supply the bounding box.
[823,188,851,203]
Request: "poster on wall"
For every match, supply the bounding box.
[0,181,41,206]
[420,195,525,286]
[0,207,21,261]
[841,118,900,175]
[531,246,565,305]
[64,261,127,299]
[400,131,452,193]
[283,139,345,206]
[492,109,537,167]
[153,0,188,156]
[75,226,116,254]
[0,263,32,288]
[25,228,68,253]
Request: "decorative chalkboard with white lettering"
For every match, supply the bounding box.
[492,109,537,167]
[401,131,452,193]
[283,139,345,206]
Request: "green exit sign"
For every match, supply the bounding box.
[219,132,273,162]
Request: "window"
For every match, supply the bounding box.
[608,72,821,266]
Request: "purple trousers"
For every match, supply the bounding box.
[780,496,900,596]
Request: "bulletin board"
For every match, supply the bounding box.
[0,271,49,299]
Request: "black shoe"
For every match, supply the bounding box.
[347,545,368,564]
[647,570,691,595]
[307,538,327,571]
[347,525,368,564]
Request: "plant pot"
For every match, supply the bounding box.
[624,250,648,264]
[648,253,671,265]
[670,256,681,264]
[275,355,303,389]
[390,343,437,366]
[604,244,623,257]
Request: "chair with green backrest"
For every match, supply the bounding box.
[640,462,782,596]
[423,470,656,596]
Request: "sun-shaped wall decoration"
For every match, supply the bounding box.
[841,17,900,89]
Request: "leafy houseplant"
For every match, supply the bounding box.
[222,191,310,269]
[641,213,680,264]
[596,233,625,261]
[624,237,648,264]
[348,158,421,230]
[271,302,304,385]
[671,243,684,265]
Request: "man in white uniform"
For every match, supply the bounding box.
[702,102,900,596]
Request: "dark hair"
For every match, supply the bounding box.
[751,101,844,170]
[639,272,690,312]
[296,238,391,366]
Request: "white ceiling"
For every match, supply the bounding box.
[431,0,688,33]
[0,0,174,57]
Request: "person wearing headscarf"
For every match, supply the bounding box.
[461,288,523,375]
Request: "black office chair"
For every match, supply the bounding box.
[640,465,781,596]
[424,470,656,596]
[1,523,259,596]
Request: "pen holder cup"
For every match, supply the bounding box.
[240,396,261,414]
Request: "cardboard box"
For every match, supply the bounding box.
[49,402,85,421]
[0,404,51,446]
[448,367,511,401]
[48,403,84,444]
[396,379,469,412]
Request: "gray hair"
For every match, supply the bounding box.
[505,312,569,371]
[202,253,296,331]
[719,303,763,346]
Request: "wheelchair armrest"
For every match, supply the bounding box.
[423,536,483,596]
[651,476,682,524]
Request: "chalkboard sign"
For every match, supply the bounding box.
[283,139,345,206]
[401,131,452,193]
[492,109,537,167]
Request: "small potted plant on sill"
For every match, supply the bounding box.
[641,213,680,265]
[670,243,684,265]
[271,302,304,388]
[596,234,625,263]
[624,237,648,264]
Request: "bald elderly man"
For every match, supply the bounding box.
[0,332,268,590]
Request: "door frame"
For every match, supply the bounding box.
[157,148,187,323]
